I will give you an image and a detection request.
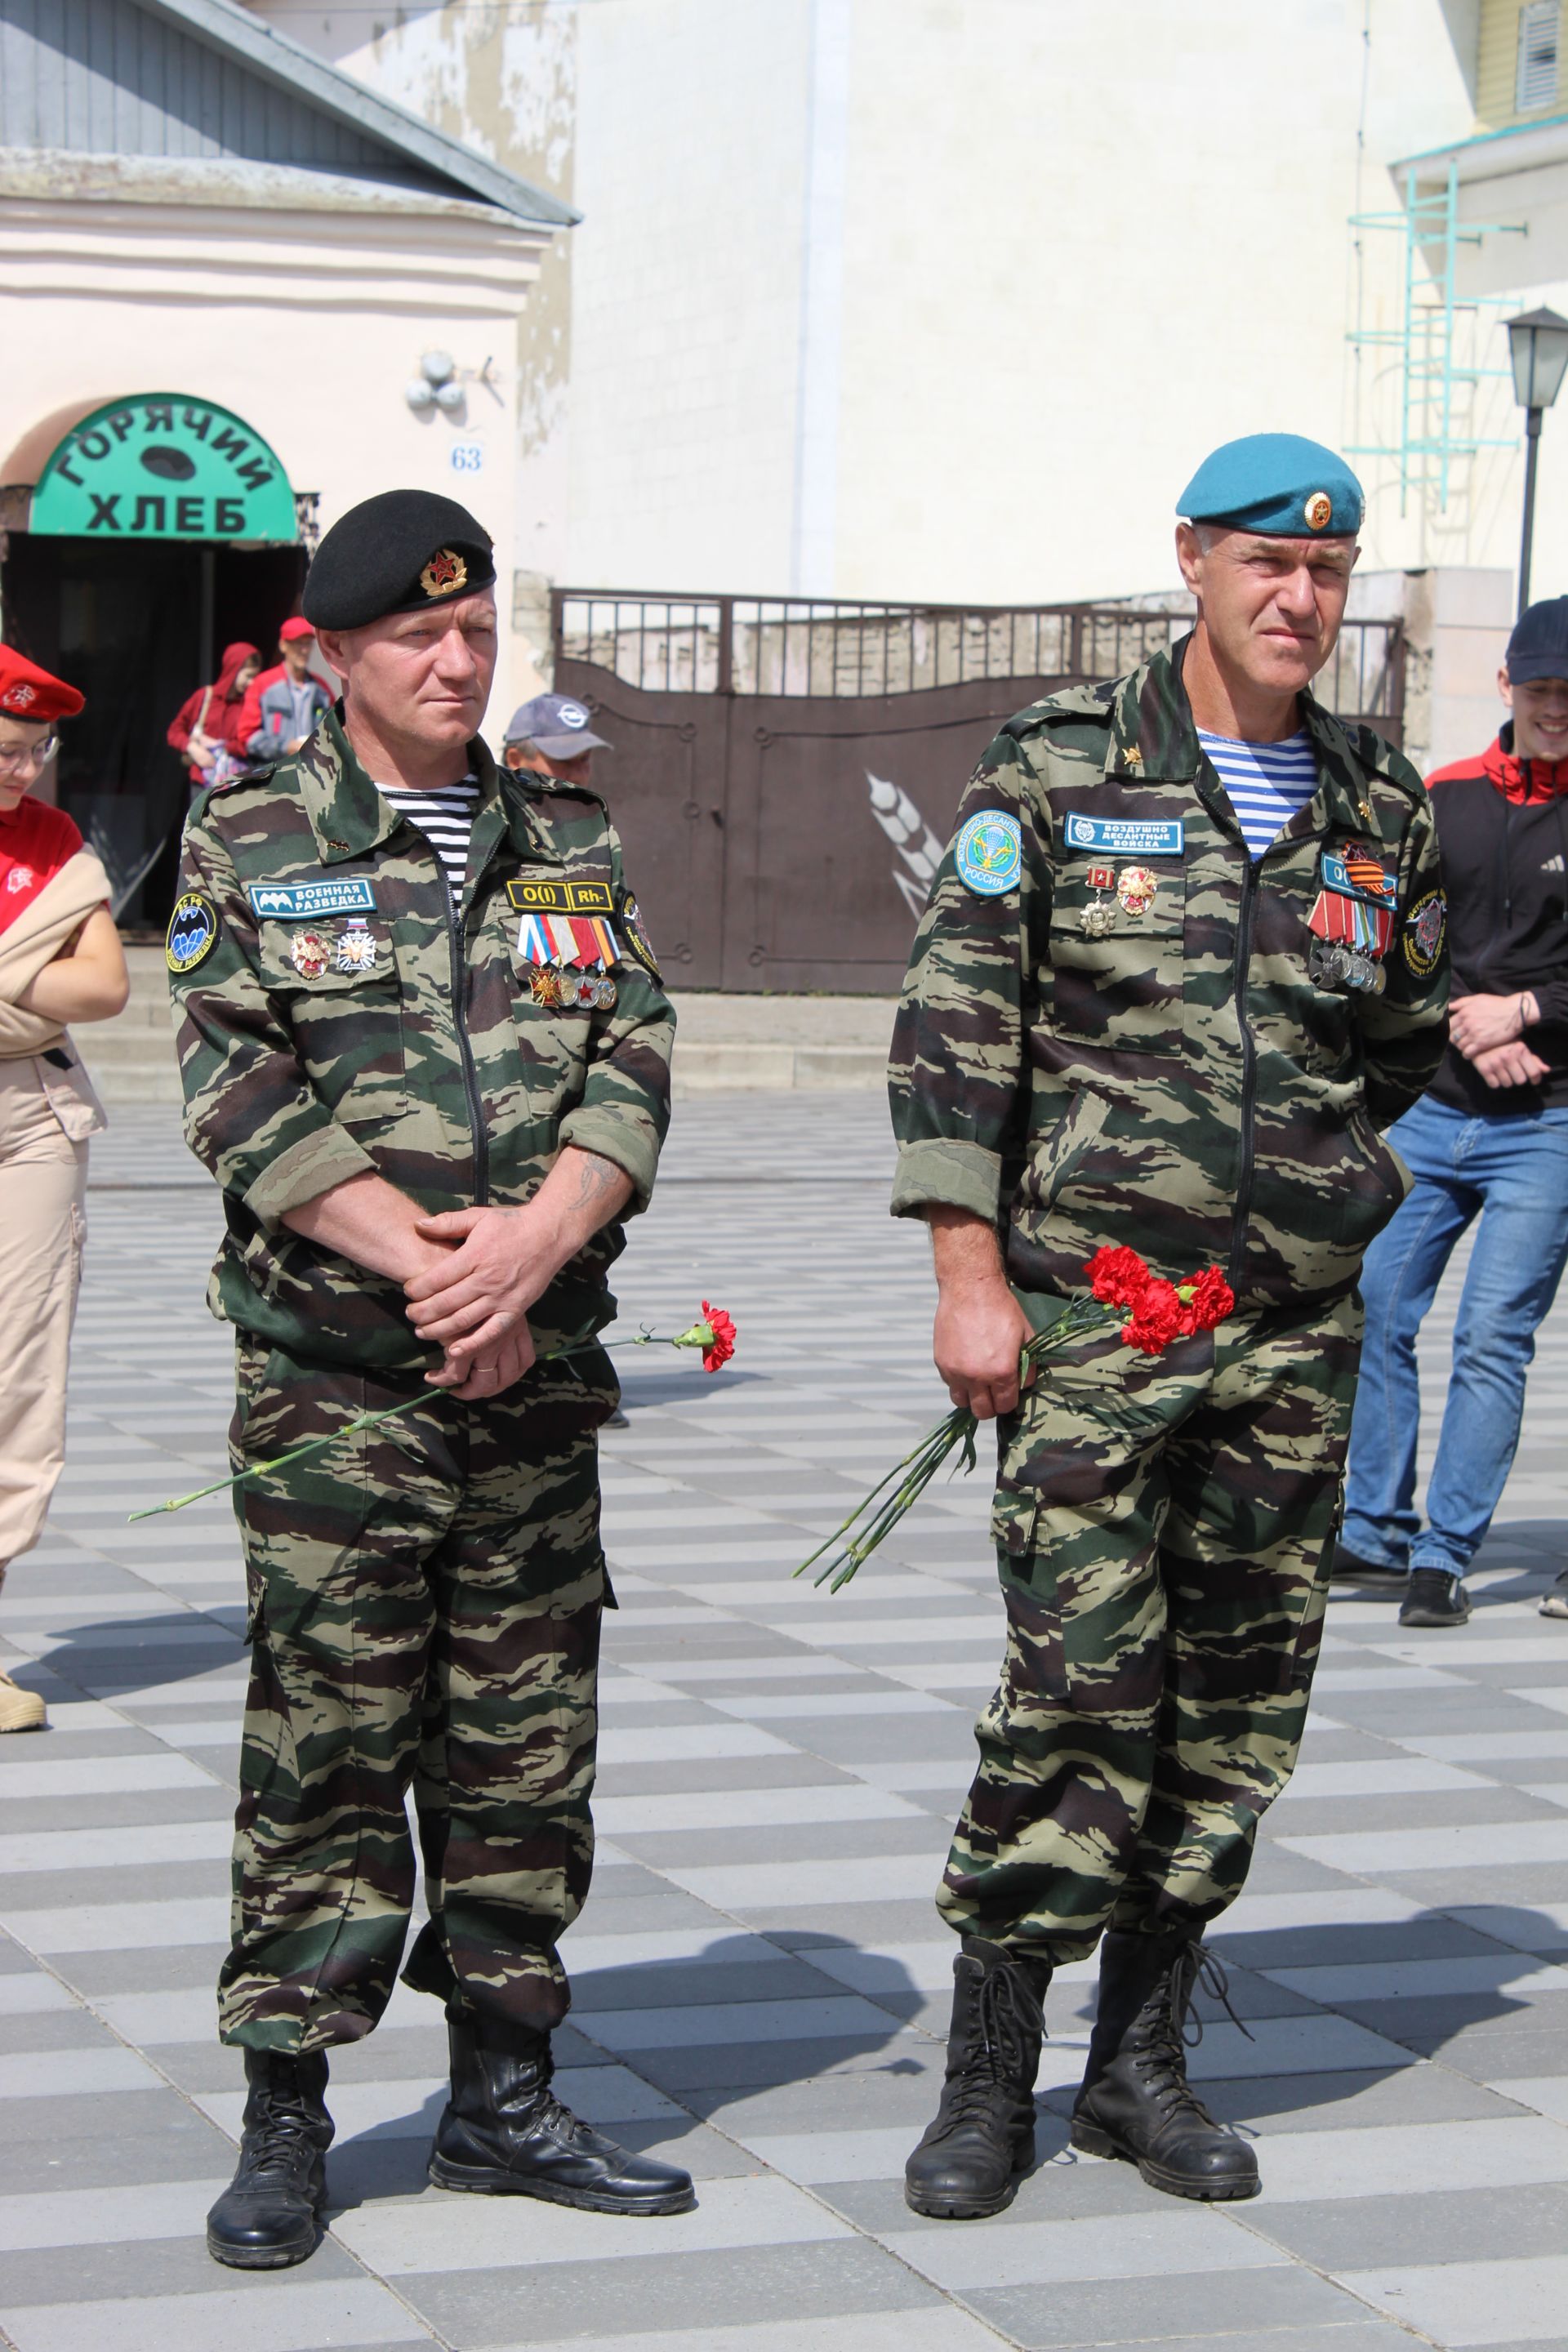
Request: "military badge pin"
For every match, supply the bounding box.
[419,547,467,600]
[1080,862,1116,937]
[289,929,333,981]
[529,966,567,1009]
[1116,865,1158,919]
[335,920,378,975]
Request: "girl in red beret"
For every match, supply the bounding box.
[0,647,130,1731]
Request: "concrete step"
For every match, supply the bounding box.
[91,953,893,1105]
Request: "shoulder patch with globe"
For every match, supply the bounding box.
[954,808,1022,897]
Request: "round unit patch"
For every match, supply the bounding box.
[955,809,1022,897]
[1404,889,1446,978]
[166,892,220,976]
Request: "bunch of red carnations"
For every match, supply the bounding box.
[795,1247,1234,1592]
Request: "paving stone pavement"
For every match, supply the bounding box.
[2,1094,1566,2352]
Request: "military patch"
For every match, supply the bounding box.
[1304,490,1334,532]
[290,929,334,981]
[1062,813,1184,858]
[955,809,1022,896]
[1320,849,1395,906]
[1404,889,1446,978]
[506,877,614,915]
[166,892,219,976]
[617,891,663,983]
[249,877,376,921]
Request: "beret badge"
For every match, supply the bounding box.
[420,548,467,599]
[1303,490,1333,532]
[3,681,38,710]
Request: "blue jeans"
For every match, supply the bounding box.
[1342,1094,1568,1579]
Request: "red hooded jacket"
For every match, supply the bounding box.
[1426,724,1568,1111]
[167,642,258,777]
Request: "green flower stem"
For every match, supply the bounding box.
[126,1391,429,1521]
[127,1323,718,1524]
[794,1295,1113,1591]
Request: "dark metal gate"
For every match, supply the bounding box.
[552,591,1405,996]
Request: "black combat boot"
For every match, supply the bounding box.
[904,1936,1052,2219]
[206,2048,333,2269]
[429,2010,695,2215]
[1071,1929,1258,2199]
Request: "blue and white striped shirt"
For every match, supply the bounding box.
[1196,728,1320,862]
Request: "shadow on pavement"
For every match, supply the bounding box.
[323,1931,921,2214]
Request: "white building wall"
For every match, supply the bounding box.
[0,166,548,719]
[253,0,1568,627]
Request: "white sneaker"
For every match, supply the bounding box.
[0,1668,45,1733]
[1540,1570,1568,1622]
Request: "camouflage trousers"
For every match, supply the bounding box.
[941,1292,1361,1961]
[219,1334,617,2056]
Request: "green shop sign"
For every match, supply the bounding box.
[30,394,297,542]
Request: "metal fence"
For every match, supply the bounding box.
[552,590,1405,730]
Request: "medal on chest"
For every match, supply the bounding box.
[1307,843,1396,994]
[1080,863,1116,936]
[511,879,621,1011]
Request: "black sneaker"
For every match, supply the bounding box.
[1329,1544,1408,1592]
[1398,1568,1471,1628]
[1540,1570,1568,1621]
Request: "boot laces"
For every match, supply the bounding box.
[243,2105,324,2185]
[1135,1942,1251,2125]
[944,1961,1040,2125]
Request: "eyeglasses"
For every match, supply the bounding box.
[0,736,60,772]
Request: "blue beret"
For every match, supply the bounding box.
[303,489,495,630]
[1177,434,1364,537]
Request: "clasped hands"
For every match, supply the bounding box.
[1448,990,1548,1090]
[404,1205,553,1400]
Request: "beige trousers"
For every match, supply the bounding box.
[0,1058,87,1565]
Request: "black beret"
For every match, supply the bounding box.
[302,489,496,631]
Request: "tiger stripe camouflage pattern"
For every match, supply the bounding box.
[889,639,1449,1955]
[170,711,673,1371]
[220,1338,616,2051]
[167,711,673,2050]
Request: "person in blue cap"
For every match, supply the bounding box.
[1337,594,1568,1626]
[890,431,1448,2220]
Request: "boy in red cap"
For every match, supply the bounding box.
[0,647,129,1731]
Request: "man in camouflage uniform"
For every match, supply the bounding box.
[891,437,1448,2219]
[167,491,693,2270]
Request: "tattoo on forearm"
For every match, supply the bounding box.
[568,1152,623,1211]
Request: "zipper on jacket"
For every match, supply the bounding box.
[439,865,489,1206]
[1227,856,1260,1294]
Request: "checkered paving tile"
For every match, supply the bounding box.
[0,1098,1566,2350]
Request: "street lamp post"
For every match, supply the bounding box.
[1505,305,1568,617]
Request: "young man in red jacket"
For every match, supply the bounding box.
[1336,596,1568,1625]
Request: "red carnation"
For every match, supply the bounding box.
[1181,1266,1235,1333]
[700,1300,737,1374]
[1085,1245,1152,1310]
[1120,1276,1186,1355]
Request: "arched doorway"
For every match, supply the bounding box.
[0,394,308,924]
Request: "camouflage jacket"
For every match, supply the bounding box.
[168,710,674,1370]
[889,639,1450,1311]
